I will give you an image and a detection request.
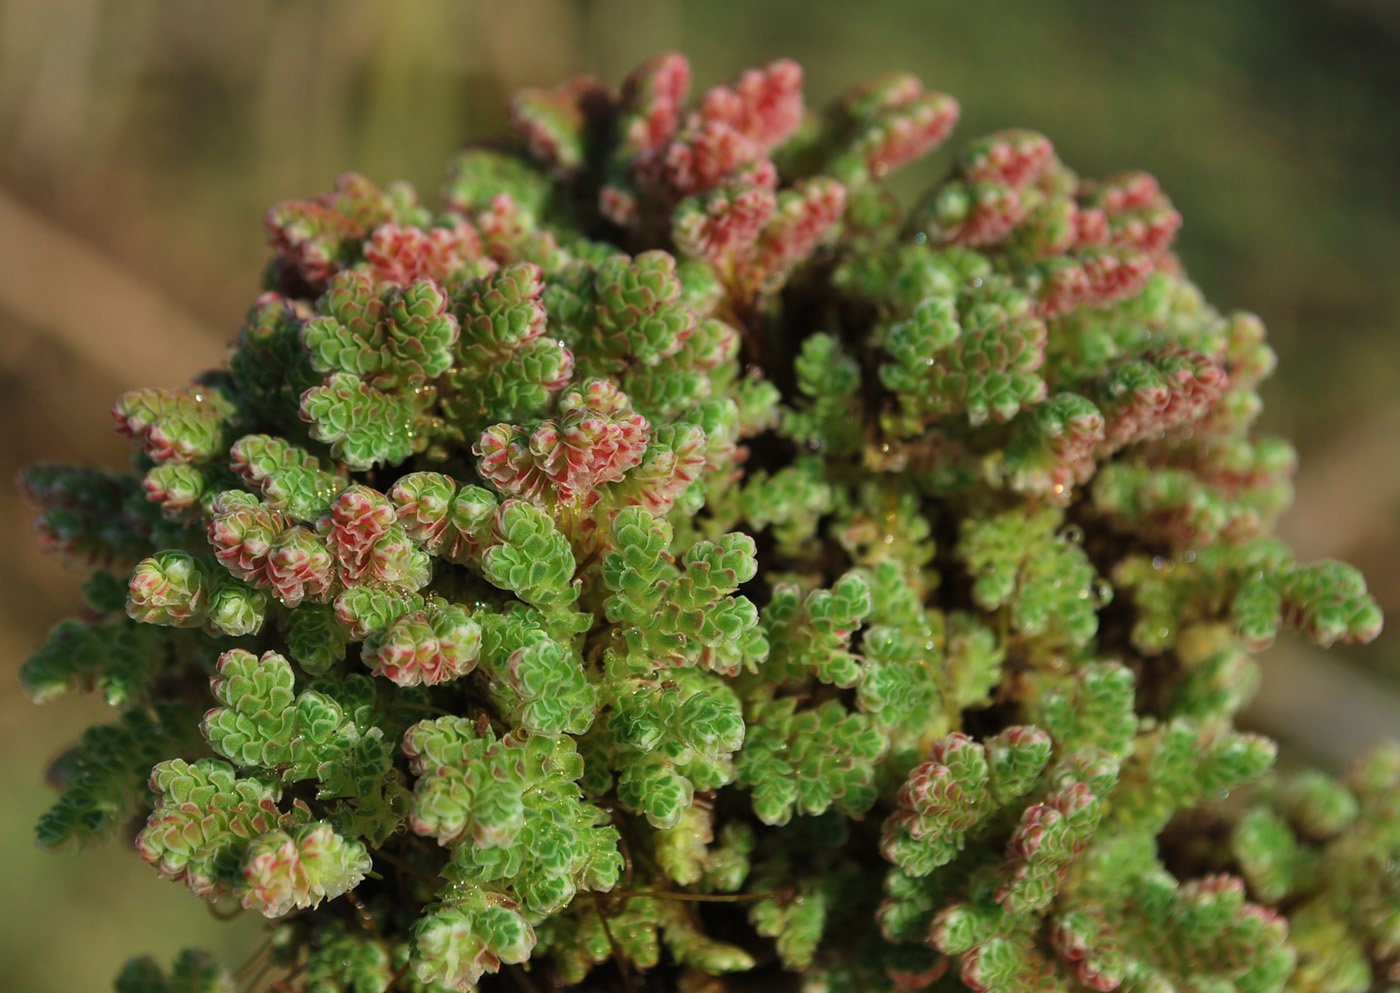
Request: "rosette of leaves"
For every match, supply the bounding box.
[17,49,1390,993]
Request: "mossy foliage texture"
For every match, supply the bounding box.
[19,52,1390,993]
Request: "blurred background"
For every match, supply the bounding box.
[0,1,1396,988]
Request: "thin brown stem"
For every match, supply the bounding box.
[615,889,774,904]
[209,896,245,922]
[264,963,305,993]
[241,957,277,993]
[371,846,442,888]
[503,963,543,993]
[386,960,412,993]
[613,812,636,892]
[590,890,634,993]
[234,936,275,985]
[346,890,384,941]
[392,701,452,717]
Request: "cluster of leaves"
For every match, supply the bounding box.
[18,51,1388,993]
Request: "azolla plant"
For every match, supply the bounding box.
[19,52,1392,993]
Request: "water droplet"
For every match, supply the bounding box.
[1092,580,1114,607]
[1152,556,1166,570]
[1062,524,1085,545]
[1219,789,1230,800]
[914,231,928,245]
